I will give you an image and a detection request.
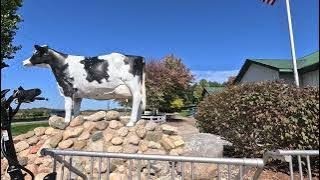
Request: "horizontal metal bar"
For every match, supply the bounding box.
[267,150,319,156]
[41,148,264,167]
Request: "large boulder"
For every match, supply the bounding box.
[105,110,120,121]
[48,116,68,130]
[183,133,232,158]
[58,139,74,149]
[34,127,46,136]
[69,116,85,127]
[63,127,84,140]
[15,141,29,152]
[84,111,107,121]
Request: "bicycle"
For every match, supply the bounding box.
[1,86,56,180]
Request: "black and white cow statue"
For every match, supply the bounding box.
[23,45,146,126]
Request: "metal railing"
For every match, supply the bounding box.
[253,150,319,180]
[41,148,265,180]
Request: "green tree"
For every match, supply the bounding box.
[1,0,22,68]
[170,98,184,111]
[192,79,224,104]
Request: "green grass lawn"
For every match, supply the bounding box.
[12,122,49,136]
[179,110,191,117]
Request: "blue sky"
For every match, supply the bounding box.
[1,0,318,110]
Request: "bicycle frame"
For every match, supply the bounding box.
[1,87,55,180]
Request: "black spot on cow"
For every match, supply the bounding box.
[51,63,76,97]
[52,49,68,59]
[124,55,144,77]
[80,57,109,83]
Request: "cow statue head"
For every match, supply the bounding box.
[23,45,66,68]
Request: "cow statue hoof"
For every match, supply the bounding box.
[126,122,135,127]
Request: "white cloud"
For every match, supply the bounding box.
[192,70,239,83]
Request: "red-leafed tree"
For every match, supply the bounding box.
[145,55,193,112]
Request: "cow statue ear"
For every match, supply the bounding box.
[34,45,41,50]
[34,45,49,53]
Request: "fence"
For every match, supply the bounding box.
[41,148,265,180]
[253,150,319,180]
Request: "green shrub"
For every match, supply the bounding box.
[196,81,319,158]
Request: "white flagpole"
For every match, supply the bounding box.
[285,0,300,87]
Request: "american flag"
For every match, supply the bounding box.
[262,0,276,5]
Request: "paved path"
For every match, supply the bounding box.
[12,120,48,125]
[166,115,199,138]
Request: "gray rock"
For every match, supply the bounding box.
[128,134,140,145]
[91,131,103,142]
[145,131,163,142]
[183,133,232,158]
[85,111,107,121]
[49,134,63,148]
[119,116,130,125]
[15,141,29,153]
[95,121,108,130]
[73,140,86,150]
[34,127,46,136]
[44,127,55,135]
[78,131,91,141]
[105,110,120,121]
[161,124,178,135]
[145,121,158,131]
[135,128,146,138]
[111,137,123,145]
[109,120,123,129]
[69,115,85,127]
[18,156,28,166]
[58,139,73,149]
[49,116,68,130]
[24,131,35,138]
[148,141,162,149]
[86,140,104,151]
[26,136,40,146]
[103,132,113,142]
[117,127,129,137]
[83,121,96,132]
[63,127,84,140]
[122,144,139,153]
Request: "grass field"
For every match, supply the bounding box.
[179,110,192,117]
[12,122,49,136]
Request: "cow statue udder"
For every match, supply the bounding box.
[23,45,146,126]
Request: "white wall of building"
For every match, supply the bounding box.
[279,73,295,85]
[302,69,319,87]
[240,64,279,83]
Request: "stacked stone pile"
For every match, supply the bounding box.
[1,111,187,180]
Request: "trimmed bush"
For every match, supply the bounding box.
[196,81,319,158]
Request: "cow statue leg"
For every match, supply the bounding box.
[127,92,142,127]
[126,79,143,127]
[73,98,82,117]
[64,96,73,123]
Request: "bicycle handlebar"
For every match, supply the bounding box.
[14,87,42,103]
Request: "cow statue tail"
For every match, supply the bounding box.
[141,63,146,111]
